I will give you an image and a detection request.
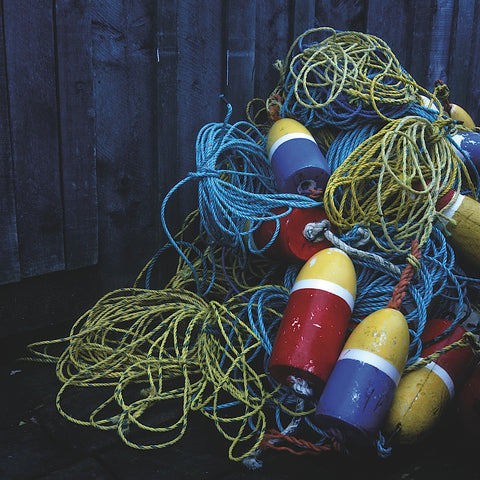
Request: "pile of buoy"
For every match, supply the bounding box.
[28,27,480,467]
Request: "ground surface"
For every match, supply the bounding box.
[2,335,480,480]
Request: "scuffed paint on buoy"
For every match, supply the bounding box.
[250,206,331,262]
[266,118,330,195]
[315,307,409,444]
[269,248,356,388]
[436,189,480,271]
[382,318,476,444]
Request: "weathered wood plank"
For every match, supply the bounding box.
[224,0,256,123]
[449,0,476,111]
[0,6,20,285]
[55,0,98,270]
[427,0,454,89]
[409,0,435,91]
[156,0,179,248]
[91,0,158,290]
[254,0,291,102]
[292,0,316,40]
[316,0,368,32]
[3,0,65,278]
[465,2,480,124]
[175,0,223,219]
[366,0,410,69]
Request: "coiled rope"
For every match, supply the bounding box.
[24,26,480,467]
[323,114,473,253]
[274,27,418,128]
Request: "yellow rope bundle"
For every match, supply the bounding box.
[283,28,416,111]
[26,286,284,461]
[323,115,474,253]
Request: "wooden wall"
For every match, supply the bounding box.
[1,0,480,343]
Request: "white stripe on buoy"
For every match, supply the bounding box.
[423,361,455,399]
[290,278,354,311]
[338,348,401,385]
[268,132,316,161]
[441,193,464,220]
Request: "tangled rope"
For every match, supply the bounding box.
[323,114,472,253]
[275,27,418,128]
[24,26,480,467]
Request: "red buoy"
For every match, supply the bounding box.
[269,248,356,389]
[457,363,480,439]
[251,206,331,262]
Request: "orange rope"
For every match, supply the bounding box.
[387,240,421,310]
[259,429,342,456]
[267,94,283,122]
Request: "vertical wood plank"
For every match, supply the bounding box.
[175,0,223,219]
[92,0,158,290]
[316,0,368,32]
[254,0,291,101]
[156,0,178,247]
[366,0,411,69]
[55,0,98,270]
[449,0,476,110]
[3,0,65,278]
[465,2,480,124]
[224,0,256,123]
[0,4,20,284]
[409,0,435,90]
[427,0,454,88]
[292,0,316,40]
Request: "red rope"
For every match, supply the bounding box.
[268,94,283,123]
[387,240,421,310]
[259,429,342,456]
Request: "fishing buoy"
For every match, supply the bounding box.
[383,318,476,444]
[436,189,480,271]
[266,118,330,195]
[250,207,331,262]
[269,248,356,388]
[457,363,480,438]
[419,95,439,112]
[315,308,409,444]
[449,104,476,129]
[451,131,480,174]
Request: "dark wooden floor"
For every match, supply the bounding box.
[3,334,480,480]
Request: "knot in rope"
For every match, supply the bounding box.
[303,219,330,242]
[434,79,451,114]
[189,169,220,179]
[286,374,314,398]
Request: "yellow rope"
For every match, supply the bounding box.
[275,27,418,120]
[403,331,480,374]
[323,114,474,253]
[26,287,288,461]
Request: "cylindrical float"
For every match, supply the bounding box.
[266,118,330,195]
[269,248,356,388]
[436,189,480,271]
[451,131,480,175]
[448,104,476,129]
[251,206,331,262]
[457,362,480,439]
[382,318,476,444]
[315,308,410,444]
